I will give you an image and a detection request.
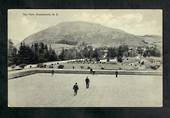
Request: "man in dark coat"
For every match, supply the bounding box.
[85,76,90,89]
[90,68,93,74]
[73,83,79,96]
[115,70,118,78]
[51,70,54,75]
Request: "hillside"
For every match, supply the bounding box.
[23,21,162,51]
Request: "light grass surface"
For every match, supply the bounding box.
[8,73,162,107]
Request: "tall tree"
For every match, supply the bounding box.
[48,49,58,61]
[118,45,129,57]
[107,47,118,58]
[93,48,101,61]
[8,39,17,66]
[17,42,35,64]
[59,48,65,60]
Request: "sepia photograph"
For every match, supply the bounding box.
[8,9,162,107]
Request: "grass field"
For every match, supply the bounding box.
[8,73,162,107]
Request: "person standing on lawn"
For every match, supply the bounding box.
[115,70,118,78]
[51,70,54,76]
[85,76,90,89]
[73,83,79,96]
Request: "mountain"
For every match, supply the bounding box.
[22,21,162,51]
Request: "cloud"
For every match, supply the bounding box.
[20,17,47,39]
[120,13,143,24]
[21,17,39,33]
[71,13,144,30]
[9,16,46,45]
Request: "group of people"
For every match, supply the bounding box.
[72,71,119,96]
[51,69,119,96]
[73,76,90,96]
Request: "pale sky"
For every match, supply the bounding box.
[8,9,162,45]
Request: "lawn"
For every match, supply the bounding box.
[43,57,162,71]
[8,73,162,107]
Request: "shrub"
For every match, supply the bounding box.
[80,66,84,69]
[43,64,47,68]
[58,65,64,69]
[11,64,16,68]
[117,56,123,63]
[19,64,27,68]
[49,65,53,68]
[96,58,100,62]
[37,63,44,68]
[141,61,144,65]
[150,65,160,70]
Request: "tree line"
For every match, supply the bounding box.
[8,39,161,66]
[8,40,58,66]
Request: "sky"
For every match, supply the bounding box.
[8,9,162,45]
